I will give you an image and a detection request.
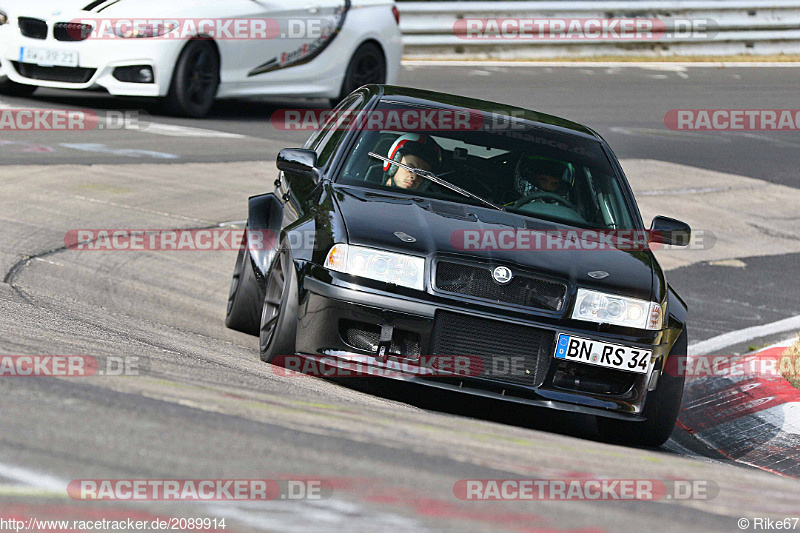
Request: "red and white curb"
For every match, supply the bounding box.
[678,338,800,477]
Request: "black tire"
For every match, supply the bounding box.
[225,234,262,336]
[164,40,220,118]
[259,245,298,363]
[0,77,37,97]
[596,328,687,447]
[329,41,386,107]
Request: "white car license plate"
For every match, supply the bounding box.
[554,333,652,374]
[20,47,79,68]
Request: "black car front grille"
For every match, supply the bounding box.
[18,17,48,40]
[54,22,93,41]
[12,62,96,83]
[430,311,555,388]
[339,320,421,357]
[435,261,567,312]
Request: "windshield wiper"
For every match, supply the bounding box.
[368,152,504,211]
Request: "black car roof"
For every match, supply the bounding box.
[368,85,601,140]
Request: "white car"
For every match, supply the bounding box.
[0,0,402,117]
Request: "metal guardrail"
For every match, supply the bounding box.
[398,1,800,58]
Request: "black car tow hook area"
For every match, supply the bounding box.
[376,324,394,362]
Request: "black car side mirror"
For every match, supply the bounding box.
[650,216,691,247]
[276,148,320,184]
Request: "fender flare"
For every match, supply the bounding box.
[246,193,283,287]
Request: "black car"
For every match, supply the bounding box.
[225,85,691,447]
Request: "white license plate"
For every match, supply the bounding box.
[554,333,652,374]
[20,47,79,68]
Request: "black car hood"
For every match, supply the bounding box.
[333,186,657,301]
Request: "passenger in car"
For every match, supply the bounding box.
[514,156,572,199]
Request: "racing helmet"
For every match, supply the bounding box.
[514,155,571,196]
[383,133,440,178]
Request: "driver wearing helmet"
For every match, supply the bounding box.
[383,133,439,190]
[514,156,571,200]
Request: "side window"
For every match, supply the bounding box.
[311,94,364,168]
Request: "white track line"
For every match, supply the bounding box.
[403,60,800,68]
[59,142,179,159]
[0,460,419,530]
[688,315,800,355]
[140,123,246,139]
[0,101,247,139]
[0,460,67,492]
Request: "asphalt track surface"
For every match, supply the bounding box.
[1,64,800,531]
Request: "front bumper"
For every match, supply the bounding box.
[1,31,183,96]
[296,269,673,421]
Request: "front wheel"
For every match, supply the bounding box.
[596,329,687,447]
[329,42,386,107]
[164,40,220,118]
[259,245,298,363]
[0,77,37,97]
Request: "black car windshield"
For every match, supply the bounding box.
[336,103,637,230]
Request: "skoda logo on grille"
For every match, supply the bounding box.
[492,266,513,285]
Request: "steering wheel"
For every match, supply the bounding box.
[513,191,578,210]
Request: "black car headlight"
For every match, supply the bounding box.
[324,244,425,291]
[571,288,663,330]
